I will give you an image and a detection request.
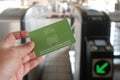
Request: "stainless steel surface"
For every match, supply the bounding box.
[71,6,82,80]
[0,8,27,21]
[0,8,27,46]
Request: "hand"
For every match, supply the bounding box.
[0,31,43,80]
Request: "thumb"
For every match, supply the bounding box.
[3,31,29,47]
[16,41,35,58]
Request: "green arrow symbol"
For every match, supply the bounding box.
[96,62,109,74]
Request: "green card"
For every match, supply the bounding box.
[29,19,76,57]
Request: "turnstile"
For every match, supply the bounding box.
[80,9,113,80]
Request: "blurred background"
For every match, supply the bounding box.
[0,0,120,80]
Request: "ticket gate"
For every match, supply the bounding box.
[80,9,113,80]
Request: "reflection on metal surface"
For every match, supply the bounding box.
[110,22,120,56]
[69,50,75,74]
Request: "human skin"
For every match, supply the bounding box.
[0,31,43,80]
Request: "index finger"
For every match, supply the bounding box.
[3,31,29,47]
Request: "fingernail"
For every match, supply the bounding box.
[27,41,34,47]
[21,31,29,37]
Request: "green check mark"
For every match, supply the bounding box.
[96,62,108,74]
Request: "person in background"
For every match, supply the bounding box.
[0,31,43,80]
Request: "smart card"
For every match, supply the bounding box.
[29,19,76,57]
